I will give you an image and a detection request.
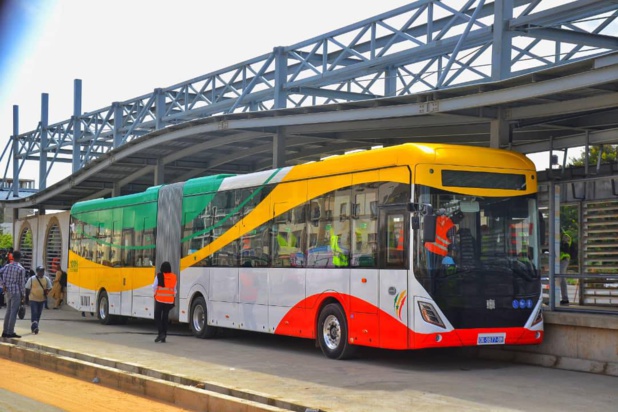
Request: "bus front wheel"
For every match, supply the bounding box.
[97,290,113,325]
[190,296,218,339]
[317,303,356,360]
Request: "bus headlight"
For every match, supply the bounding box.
[418,301,446,329]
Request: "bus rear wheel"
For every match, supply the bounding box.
[97,290,113,325]
[190,296,217,339]
[317,303,356,360]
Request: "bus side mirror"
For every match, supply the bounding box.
[423,215,436,243]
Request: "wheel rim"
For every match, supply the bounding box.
[192,304,205,332]
[322,314,341,350]
[99,296,108,319]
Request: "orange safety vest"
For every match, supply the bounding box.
[155,272,177,304]
[395,228,404,251]
[424,216,454,256]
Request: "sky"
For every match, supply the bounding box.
[0,0,580,187]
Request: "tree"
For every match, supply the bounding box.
[570,145,618,166]
[0,233,12,249]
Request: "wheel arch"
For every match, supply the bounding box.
[314,293,349,334]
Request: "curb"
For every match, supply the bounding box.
[0,340,320,412]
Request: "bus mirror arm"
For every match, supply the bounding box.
[408,203,434,216]
[419,203,436,243]
[409,203,433,232]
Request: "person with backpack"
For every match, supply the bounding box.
[51,269,67,309]
[25,266,52,334]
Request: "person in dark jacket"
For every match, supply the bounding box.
[152,261,177,343]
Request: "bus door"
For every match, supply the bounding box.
[378,207,409,348]
[155,182,185,321]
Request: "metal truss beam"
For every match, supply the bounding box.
[2,0,618,197]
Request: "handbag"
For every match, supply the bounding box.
[18,304,26,319]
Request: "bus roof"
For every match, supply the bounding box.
[71,186,160,214]
[70,143,535,213]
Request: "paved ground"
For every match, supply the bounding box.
[0,358,192,411]
[1,304,616,412]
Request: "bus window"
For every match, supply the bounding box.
[273,202,306,268]
[382,212,406,268]
[307,189,351,268]
[121,229,134,267]
[211,190,239,267]
[350,183,378,267]
[240,222,272,267]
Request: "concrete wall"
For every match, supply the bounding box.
[472,312,618,376]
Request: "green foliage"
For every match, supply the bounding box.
[20,229,32,247]
[561,204,579,266]
[560,205,578,239]
[0,233,12,249]
[570,145,618,166]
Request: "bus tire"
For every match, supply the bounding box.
[97,290,113,325]
[190,296,217,339]
[317,303,356,360]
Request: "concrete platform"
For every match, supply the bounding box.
[1,305,616,411]
[473,311,618,377]
[1,306,313,412]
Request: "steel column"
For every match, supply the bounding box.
[39,93,49,190]
[492,0,513,81]
[12,105,19,197]
[155,88,165,130]
[72,79,82,173]
[489,108,509,148]
[274,47,288,109]
[113,102,123,148]
[273,127,286,168]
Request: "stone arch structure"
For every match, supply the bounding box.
[44,216,63,275]
[17,222,33,271]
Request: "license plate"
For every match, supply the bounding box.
[477,333,506,345]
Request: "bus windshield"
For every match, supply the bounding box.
[413,185,541,328]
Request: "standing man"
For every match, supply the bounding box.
[558,232,575,306]
[25,266,52,334]
[152,261,177,343]
[0,250,27,338]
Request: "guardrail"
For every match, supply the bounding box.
[542,273,618,313]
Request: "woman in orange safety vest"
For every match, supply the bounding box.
[152,261,177,343]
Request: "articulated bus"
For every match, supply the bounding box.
[67,143,543,359]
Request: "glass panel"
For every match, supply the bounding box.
[386,213,406,267]
[559,203,579,305]
[210,190,239,267]
[350,183,378,267]
[413,184,541,328]
[273,203,306,268]
[379,182,410,205]
[442,170,526,190]
[307,192,333,268]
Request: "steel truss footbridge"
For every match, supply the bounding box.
[1,0,618,210]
